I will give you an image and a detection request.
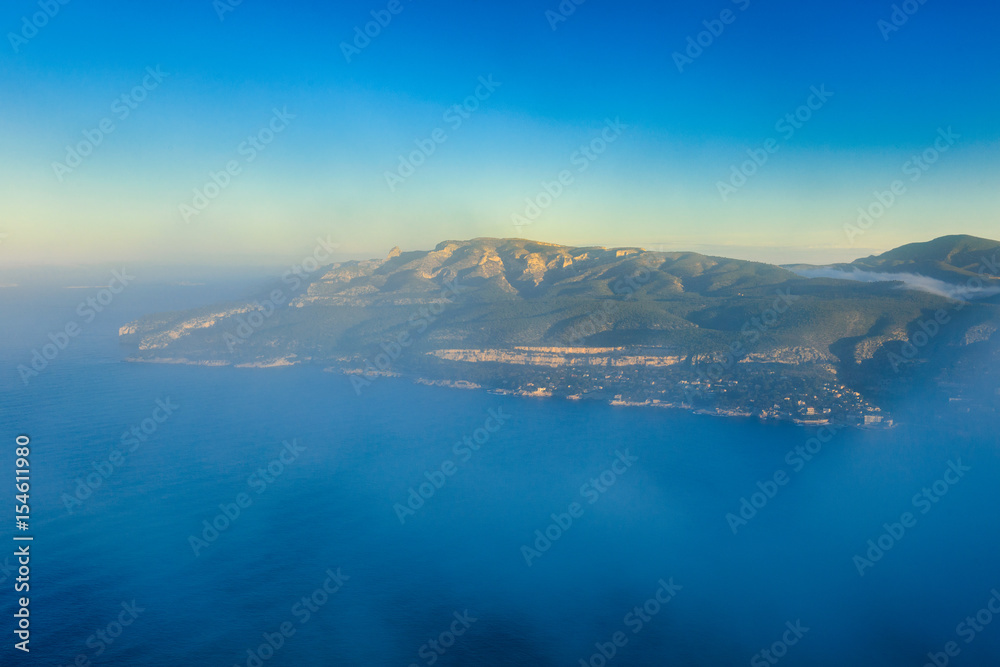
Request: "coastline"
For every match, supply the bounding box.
[122,355,891,428]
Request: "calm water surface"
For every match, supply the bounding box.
[0,283,997,666]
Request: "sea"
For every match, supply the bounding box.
[0,274,998,666]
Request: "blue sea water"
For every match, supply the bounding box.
[0,280,998,666]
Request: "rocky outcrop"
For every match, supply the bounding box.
[429,347,686,368]
[852,333,909,363]
[963,323,997,345]
[121,305,259,350]
[740,347,835,364]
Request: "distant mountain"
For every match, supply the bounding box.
[120,236,1000,426]
[794,235,1000,285]
[297,237,797,305]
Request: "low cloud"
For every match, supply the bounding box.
[793,268,1000,301]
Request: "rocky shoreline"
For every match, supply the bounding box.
[123,355,892,428]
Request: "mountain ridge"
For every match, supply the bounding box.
[789,234,1000,285]
[119,235,1000,426]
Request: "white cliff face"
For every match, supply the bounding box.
[852,333,909,363]
[429,345,836,368]
[429,347,687,368]
[286,238,667,307]
[739,347,835,364]
[124,305,259,350]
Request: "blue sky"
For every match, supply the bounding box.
[1,0,998,266]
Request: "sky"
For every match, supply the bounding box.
[1,0,998,268]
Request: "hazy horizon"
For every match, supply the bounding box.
[0,232,990,275]
[3,0,998,266]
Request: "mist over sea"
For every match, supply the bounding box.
[1,280,998,666]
